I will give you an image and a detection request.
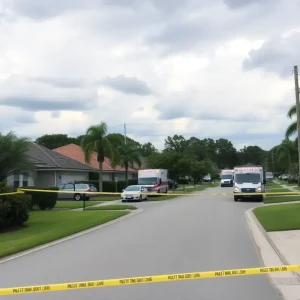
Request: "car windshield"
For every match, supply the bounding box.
[125,186,141,191]
[235,173,261,183]
[221,175,233,179]
[138,177,157,185]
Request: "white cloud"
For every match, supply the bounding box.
[0,0,299,152]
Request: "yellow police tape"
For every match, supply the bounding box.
[0,191,24,196]
[0,264,299,296]
[9,188,300,197]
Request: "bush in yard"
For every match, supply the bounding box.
[177,178,189,184]
[21,186,58,210]
[0,183,31,231]
[288,178,298,184]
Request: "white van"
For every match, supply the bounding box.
[220,169,234,187]
[138,169,168,193]
[233,165,266,202]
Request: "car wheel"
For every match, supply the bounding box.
[74,193,82,201]
[139,195,142,202]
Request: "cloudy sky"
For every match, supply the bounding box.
[0,0,299,151]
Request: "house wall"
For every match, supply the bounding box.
[6,173,35,188]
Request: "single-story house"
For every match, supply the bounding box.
[6,142,99,188]
[53,144,138,181]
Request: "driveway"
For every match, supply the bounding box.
[0,186,282,300]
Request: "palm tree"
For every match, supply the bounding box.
[286,104,297,138]
[276,138,298,174]
[0,131,34,182]
[80,122,119,192]
[118,141,142,185]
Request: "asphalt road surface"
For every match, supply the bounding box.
[0,185,282,300]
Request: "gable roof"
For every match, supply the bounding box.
[53,144,137,173]
[28,142,97,171]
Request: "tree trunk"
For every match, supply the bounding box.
[99,161,103,192]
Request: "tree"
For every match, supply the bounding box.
[237,146,266,165]
[190,159,212,184]
[118,141,142,185]
[215,138,237,169]
[285,104,297,138]
[35,134,83,149]
[276,139,298,174]
[164,135,190,153]
[80,122,119,192]
[0,132,34,182]
[140,142,157,157]
[147,151,182,179]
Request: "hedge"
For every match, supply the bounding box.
[177,178,189,184]
[0,183,31,231]
[77,180,138,192]
[21,186,58,210]
[288,178,298,184]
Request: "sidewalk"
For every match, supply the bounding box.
[245,180,300,300]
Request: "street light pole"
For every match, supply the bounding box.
[293,65,300,186]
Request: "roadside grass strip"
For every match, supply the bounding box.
[86,205,137,210]
[264,195,300,204]
[254,203,300,231]
[55,201,104,209]
[0,211,128,258]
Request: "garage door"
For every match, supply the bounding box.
[60,174,87,184]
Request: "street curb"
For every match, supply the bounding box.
[0,208,143,265]
[245,207,300,281]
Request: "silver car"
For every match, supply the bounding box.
[58,183,98,201]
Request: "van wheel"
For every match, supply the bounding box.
[74,194,82,201]
[234,196,239,202]
[165,188,168,194]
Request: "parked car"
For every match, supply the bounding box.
[265,172,274,182]
[121,185,148,202]
[202,174,212,183]
[168,179,178,190]
[58,182,98,201]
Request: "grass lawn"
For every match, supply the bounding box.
[254,203,300,231]
[91,196,120,201]
[86,205,137,210]
[264,195,300,204]
[0,210,128,258]
[55,201,104,209]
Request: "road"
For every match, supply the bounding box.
[0,186,282,300]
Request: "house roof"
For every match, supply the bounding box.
[53,144,137,173]
[28,142,97,171]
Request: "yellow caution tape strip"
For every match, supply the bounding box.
[11,188,300,197]
[0,191,24,196]
[0,264,299,296]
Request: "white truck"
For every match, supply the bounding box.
[233,165,266,202]
[137,169,168,193]
[220,169,234,187]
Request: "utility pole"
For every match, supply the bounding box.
[293,66,300,186]
[124,123,127,145]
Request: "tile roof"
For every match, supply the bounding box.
[28,142,97,171]
[53,144,137,173]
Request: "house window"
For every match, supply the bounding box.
[13,173,20,189]
[22,172,29,187]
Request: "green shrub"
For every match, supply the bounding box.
[0,185,31,231]
[21,186,58,210]
[177,178,189,184]
[77,180,138,192]
[288,178,298,184]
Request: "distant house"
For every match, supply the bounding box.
[6,142,98,188]
[53,144,138,181]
